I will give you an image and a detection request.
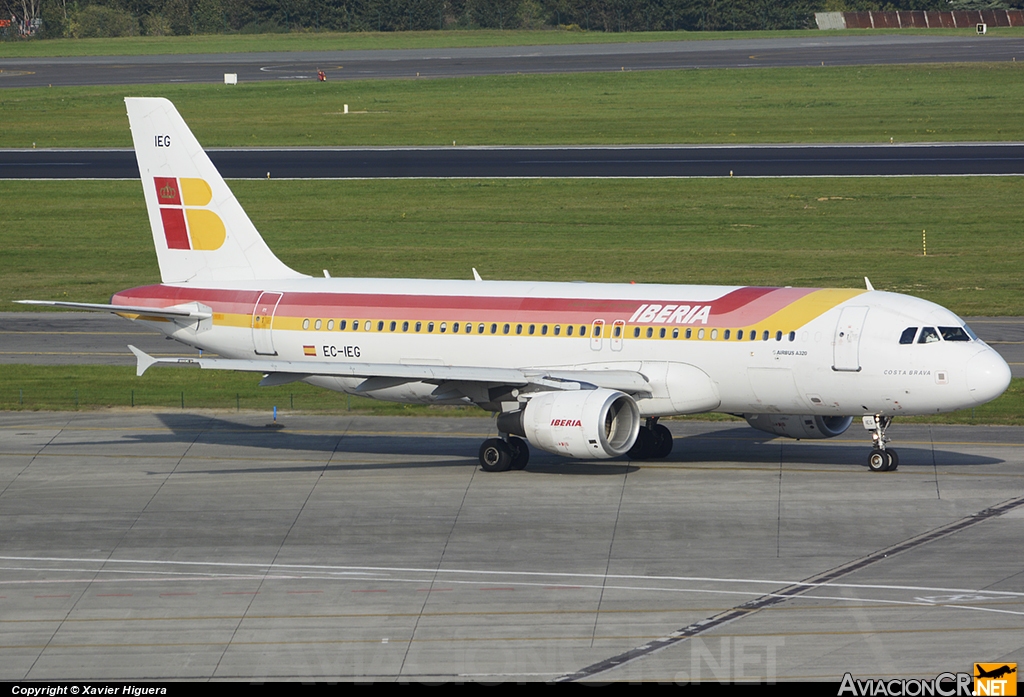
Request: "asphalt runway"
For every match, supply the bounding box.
[2,34,1024,88]
[1,412,1021,681]
[5,143,1024,179]
[3,312,1020,378]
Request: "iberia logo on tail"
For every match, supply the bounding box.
[154,177,226,251]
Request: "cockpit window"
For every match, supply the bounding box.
[939,326,971,342]
[918,327,940,344]
[899,327,918,344]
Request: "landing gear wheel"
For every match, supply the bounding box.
[479,438,513,472]
[868,449,889,472]
[885,449,899,472]
[627,426,655,460]
[651,424,673,459]
[508,436,530,470]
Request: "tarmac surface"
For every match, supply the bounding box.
[0,412,1021,681]
[2,312,1020,378]
[2,34,1024,88]
[5,143,1024,179]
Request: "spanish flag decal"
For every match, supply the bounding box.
[155,177,226,251]
[303,345,317,357]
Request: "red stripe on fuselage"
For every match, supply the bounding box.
[111,285,789,325]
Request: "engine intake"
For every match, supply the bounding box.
[744,414,853,440]
[498,389,640,459]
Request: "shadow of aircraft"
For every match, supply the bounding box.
[54,414,1003,475]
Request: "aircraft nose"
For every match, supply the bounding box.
[966,348,1012,405]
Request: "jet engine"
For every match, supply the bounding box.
[744,414,853,440]
[497,389,640,459]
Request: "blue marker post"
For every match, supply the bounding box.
[273,405,277,423]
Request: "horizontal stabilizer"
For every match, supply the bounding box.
[17,300,211,320]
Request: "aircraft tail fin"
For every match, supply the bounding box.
[125,97,305,284]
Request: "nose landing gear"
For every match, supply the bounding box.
[864,414,898,472]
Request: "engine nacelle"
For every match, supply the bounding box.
[744,414,853,440]
[498,389,640,459]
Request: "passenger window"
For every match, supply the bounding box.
[632,327,639,338]
[503,324,510,335]
[542,325,548,335]
[899,327,917,344]
[340,320,347,330]
[659,327,666,338]
[737,329,743,340]
[724,329,731,340]
[698,328,705,339]
[402,321,409,332]
[775,331,782,341]
[762,330,769,341]
[788,331,795,342]
[710,329,718,340]
[302,319,310,330]
[529,324,535,335]
[440,322,447,333]
[646,327,653,338]
[939,326,970,342]
[327,320,334,331]
[672,328,679,339]
[353,320,360,331]
[415,321,422,332]
[685,328,692,339]
[614,326,621,338]
[377,320,384,331]
[389,321,396,332]
[918,327,940,344]
[567,325,574,336]
[453,322,459,333]
[579,325,586,336]
[516,324,522,335]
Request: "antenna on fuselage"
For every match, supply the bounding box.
[473,268,483,282]
[864,277,875,291]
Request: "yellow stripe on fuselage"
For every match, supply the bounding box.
[746,289,867,336]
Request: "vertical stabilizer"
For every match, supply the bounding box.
[126,97,305,284]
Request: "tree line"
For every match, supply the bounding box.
[2,0,1020,39]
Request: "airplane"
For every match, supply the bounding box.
[975,665,1016,680]
[18,97,1012,473]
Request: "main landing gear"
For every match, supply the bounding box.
[478,436,530,472]
[627,418,674,460]
[864,414,899,472]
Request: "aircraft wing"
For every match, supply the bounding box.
[16,300,211,320]
[128,346,651,396]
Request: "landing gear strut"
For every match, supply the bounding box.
[627,418,674,460]
[864,414,898,472]
[478,435,529,472]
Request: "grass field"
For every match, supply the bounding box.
[4,177,1022,316]
[4,63,1024,147]
[2,27,1019,58]
[0,363,467,415]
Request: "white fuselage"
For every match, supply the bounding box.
[115,276,1012,418]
